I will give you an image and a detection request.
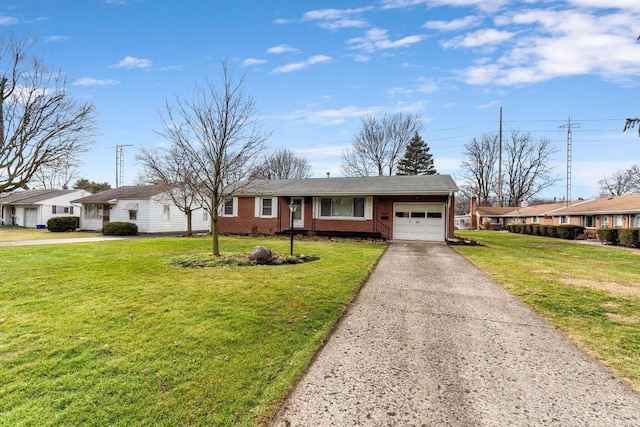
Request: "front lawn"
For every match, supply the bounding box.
[0,236,385,426]
[0,226,102,242]
[454,231,640,391]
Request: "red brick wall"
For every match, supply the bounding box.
[218,194,456,240]
[218,197,279,235]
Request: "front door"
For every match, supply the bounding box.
[292,198,304,228]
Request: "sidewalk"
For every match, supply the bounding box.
[269,242,640,426]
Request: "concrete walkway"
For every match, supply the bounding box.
[270,242,640,426]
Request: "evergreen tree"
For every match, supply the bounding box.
[396,132,436,175]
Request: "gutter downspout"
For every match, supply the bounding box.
[446,192,453,242]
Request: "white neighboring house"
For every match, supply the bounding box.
[71,185,211,234]
[0,189,91,228]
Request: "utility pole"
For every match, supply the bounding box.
[114,144,133,188]
[498,107,503,207]
[560,118,579,207]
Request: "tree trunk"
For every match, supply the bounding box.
[186,209,193,236]
[212,216,220,256]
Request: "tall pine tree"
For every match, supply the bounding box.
[396,132,437,175]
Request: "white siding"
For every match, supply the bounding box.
[78,192,211,234]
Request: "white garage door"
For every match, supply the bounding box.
[393,203,445,241]
[24,207,38,228]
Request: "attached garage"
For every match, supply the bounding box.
[24,207,38,228]
[393,203,445,241]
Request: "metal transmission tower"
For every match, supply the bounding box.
[560,118,579,206]
[115,144,133,188]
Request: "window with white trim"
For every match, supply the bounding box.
[560,216,570,224]
[614,214,623,228]
[255,197,278,218]
[532,216,539,224]
[320,197,365,218]
[631,214,640,228]
[584,215,595,228]
[601,215,609,228]
[220,198,237,217]
[85,204,102,219]
[163,205,170,221]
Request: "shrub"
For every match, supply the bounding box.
[102,221,138,236]
[531,224,542,236]
[547,226,559,238]
[538,225,548,236]
[619,228,640,248]
[47,216,79,232]
[525,224,534,235]
[507,224,516,233]
[597,228,619,245]
[556,225,585,240]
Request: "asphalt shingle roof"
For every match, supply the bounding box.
[236,175,458,197]
[0,189,86,204]
[71,185,169,203]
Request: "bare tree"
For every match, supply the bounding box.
[0,31,96,193]
[256,148,312,179]
[598,165,640,197]
[340,113,422,177]
[503,130,559,207]
[137,145,203,236]
[459,133,500,206]
[624,118,640,136]
[156,60,270,255]
[31,155,81,189]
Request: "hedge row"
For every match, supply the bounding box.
[47,216,80,232]
[506,223,585,240]
[597,228,640,248]
[102,221,138,236]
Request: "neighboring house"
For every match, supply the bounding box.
[0,189,90,228]
[72,185,210,234]
[502,202,569,226]
[219,175,459,242]
[549,194,640,238]
[474,206,514,230]
[454,215,471,230]
[470,194,640,239]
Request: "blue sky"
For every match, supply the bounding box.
[3,0,640,200]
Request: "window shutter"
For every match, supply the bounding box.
[70,206,74,215]
[52,206,57,214]
[255,197,261,218]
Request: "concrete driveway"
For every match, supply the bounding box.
[269,242,640,426]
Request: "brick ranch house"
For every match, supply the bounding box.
[219,175,459,242]
[470,194,640,240]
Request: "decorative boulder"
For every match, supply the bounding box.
[248,246,273,264]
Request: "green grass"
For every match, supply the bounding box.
[454,231,640,391]
[0,236,386,426]
[0,226,102,242]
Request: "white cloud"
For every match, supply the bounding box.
[381,0,508,13]
[242,58,267,67]
[271,55,332,74]
[267,44,298,54]
[461,8,640,86]
[111,56,152,69]
[275,7,372,30]
[302,8,371,30]
[72,78,120,86]
[0,16,19,25]
[44,35,72,42]
[441,28,513,49]
[424,16,480,31]
[348,28,423,52]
